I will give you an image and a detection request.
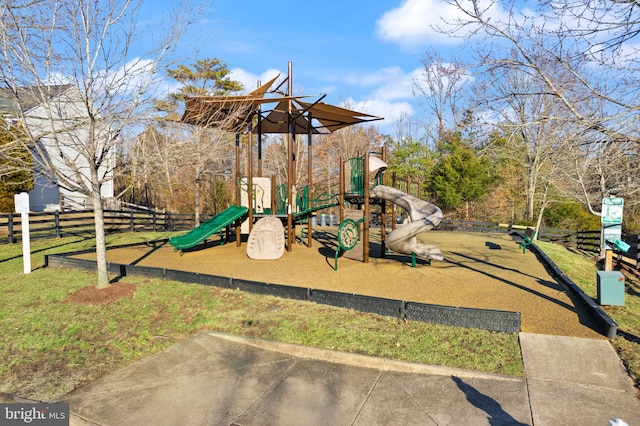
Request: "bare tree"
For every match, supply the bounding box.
[312,124,384,194]
[441,0,640,215]
[480,56,576,222]
[0,0,203,288]
[414,50,472,142]
[443,0,640,144]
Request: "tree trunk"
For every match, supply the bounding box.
[533,184,549,239]
[92,190,110,289]
[526,167,537,221]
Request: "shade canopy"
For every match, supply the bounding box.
[296,100,382,132]
[179,75,285,131]
[179,73,383,134]
[258,100,327,134]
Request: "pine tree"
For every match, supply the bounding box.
[431,133,495,218]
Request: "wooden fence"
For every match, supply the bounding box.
[0,209,207,244]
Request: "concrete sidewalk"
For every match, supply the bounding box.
[61,332,640,426]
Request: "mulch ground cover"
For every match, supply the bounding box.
[72,229,604,338]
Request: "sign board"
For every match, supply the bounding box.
[14,192,30,214]
[601,197,624,224]
[603,227,622,246]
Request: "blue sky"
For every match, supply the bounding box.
[139,0,474,135]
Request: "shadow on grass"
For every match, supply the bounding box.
[0,235,94,264]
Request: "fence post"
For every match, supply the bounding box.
[576,230,582,250]
[8,212,14,244]
[152,211,157,232]
[55,211,61,238]
[129,211,134,232]
[637,235,639,270]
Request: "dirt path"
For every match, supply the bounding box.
[75,229,604,338]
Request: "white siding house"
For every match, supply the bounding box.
[0,85,115,212]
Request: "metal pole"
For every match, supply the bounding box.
[307,112,313,248]
[286,61,294,251]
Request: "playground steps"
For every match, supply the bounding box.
[169,205,248,252]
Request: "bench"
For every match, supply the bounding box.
[518,227,536,253]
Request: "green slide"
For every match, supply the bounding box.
[169,205,248,253]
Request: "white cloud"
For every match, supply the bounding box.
[371,67,425,101]
[46,72,75,86]
[345,97,415,135]
[229,68,283,93]
[375,0,510,49]
[94,57,157,97]
[226,66,418,135]
[348,98,414,120]
[375,0,464,48]
[335,66,422,101]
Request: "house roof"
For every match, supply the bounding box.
[0,85,72,116]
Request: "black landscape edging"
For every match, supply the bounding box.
[232,279,310,301]
[45,248,522,334]
[405,302,520,333]
[164,269,232,288]
[309,290,405,318]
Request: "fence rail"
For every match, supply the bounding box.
[0,209,207,244]
[437,219,504,233]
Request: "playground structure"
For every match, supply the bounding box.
[168,62,443,266]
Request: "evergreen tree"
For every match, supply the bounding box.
[386,135,435,194]
[431,132,495,218]
[0,119,33,211]
[155,58,244,117]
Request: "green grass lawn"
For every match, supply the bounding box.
[0,232,523,402]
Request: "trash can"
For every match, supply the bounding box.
[328,214,335,226]
[311,215,317,227]
[320,214,326,226]
[597,270,625,306]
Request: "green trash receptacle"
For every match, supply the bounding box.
[596,270,625,306]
